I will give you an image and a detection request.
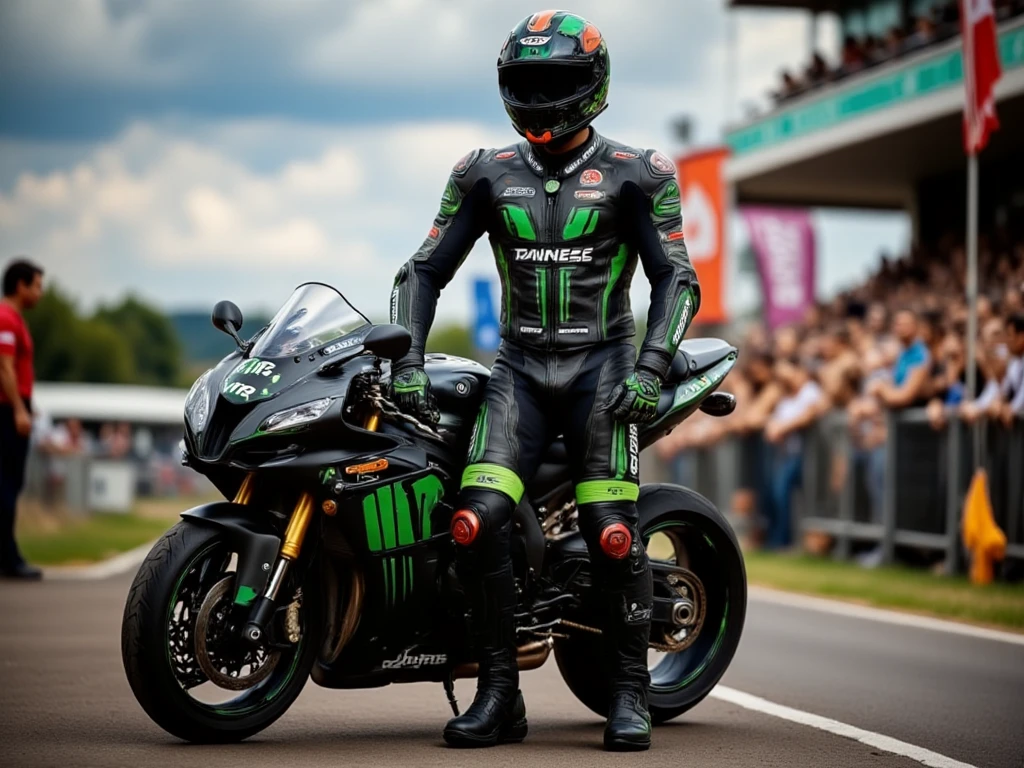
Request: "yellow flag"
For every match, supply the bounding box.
[961,469,1006,585]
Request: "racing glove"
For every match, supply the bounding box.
[389,366,440,425]
[606,367,662,425]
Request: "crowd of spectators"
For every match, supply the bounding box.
[772,0,1024,105]
[657,235,1024,556]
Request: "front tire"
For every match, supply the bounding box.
[121,520,320,743]
[555,484,746,723]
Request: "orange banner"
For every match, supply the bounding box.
[676,147,729,325]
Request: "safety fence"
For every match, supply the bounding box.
[665,410,1024,573]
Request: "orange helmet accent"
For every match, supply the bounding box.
[599,523,632,559]
[525,129,553,144]
[527,10,558,32]
[581,23,602,53]
[451,509,481,546]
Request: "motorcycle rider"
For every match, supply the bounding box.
[389,10,699,752]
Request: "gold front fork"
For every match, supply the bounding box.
[364,408,380,432]
[234,473,254,505]
[280,492,315,561]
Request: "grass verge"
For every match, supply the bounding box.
[744,551,1024,631]
[19,513,175,566]
[17,495,215,567]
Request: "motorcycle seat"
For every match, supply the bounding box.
[666,338,737,384]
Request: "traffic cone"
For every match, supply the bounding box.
[961,469,1006,585]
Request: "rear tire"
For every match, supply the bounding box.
[121,520,321,743]
[555,484,746,723]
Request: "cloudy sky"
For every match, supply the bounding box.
[0,0,907,323]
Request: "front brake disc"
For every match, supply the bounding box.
[195,576,281,690]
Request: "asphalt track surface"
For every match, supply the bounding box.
[1,572,1022,768]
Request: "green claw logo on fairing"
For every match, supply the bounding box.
[361,474,446,606]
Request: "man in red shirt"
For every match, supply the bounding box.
[1,259,44,580]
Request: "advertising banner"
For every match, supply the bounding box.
[742,207,816,330]
[676,148,729,324]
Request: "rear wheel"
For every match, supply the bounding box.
[554,486,746,723]
[121,520,321,743]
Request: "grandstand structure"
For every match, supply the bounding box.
[726,0,1024,245]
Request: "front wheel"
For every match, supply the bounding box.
[554,484,746,723]
[121,520,321,743]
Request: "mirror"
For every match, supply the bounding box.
[212,300,249,354]
[363,324,412,361]
[212,300,244,333]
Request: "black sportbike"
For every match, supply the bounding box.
[121,282,746,743]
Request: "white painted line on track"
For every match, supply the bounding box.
[42,539,155,581]
[711,685,977,768]
[749,585,1024,646]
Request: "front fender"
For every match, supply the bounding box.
[181,501,281,605]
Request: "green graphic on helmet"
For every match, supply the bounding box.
[498,11,610,145]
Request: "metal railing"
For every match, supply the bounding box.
[665,410,1024,572]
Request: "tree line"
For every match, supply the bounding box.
[26,287,186,388]
[25,285,478,389]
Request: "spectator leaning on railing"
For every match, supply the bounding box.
[762,357,829,550]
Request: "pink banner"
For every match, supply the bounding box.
[742,207,816,330]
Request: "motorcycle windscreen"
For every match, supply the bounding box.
[221,283,371,404]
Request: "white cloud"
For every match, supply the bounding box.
[0,118,512,317]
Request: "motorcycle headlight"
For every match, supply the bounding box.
[185,369,213,432]
[262,398,333,433]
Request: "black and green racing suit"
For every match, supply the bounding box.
[390,128,699,716]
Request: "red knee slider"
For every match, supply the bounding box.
[599,523,632,559]
[450,509,481,545]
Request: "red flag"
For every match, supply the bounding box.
[960,0,1002,153]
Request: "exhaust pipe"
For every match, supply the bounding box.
[452,637,553,679]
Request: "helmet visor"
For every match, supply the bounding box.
[499,62,595,107]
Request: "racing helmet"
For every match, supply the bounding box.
[497,10,610,145]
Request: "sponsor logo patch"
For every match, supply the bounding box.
[667,231,685,241]
[233,358,276,378]
[525,151,544,174]
[574,189,604,201]
[519,35,551,46]
[381,650,448,669]
[650,151,675,174]
[495,150,517,160]
[558,327,589,334]
[519,326,544,334]
[628,423,639,476]
[625,601,652,625]
[579,169,603,186]
[223,382,257,401]
[562,141,599,175]
[613,150,640,160]
[428,226,440,239]
[502,186,536,198]
[390,287,400,323]
[321,337,361,356]
[514,247,594,263]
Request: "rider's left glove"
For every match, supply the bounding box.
[605,367,662,424]
[389,366,440,426]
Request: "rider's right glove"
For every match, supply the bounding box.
[389,365,440,425]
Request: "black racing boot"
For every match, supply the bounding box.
[600,538,654,751]
[444,545,527,748]
[605,687,652,751]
